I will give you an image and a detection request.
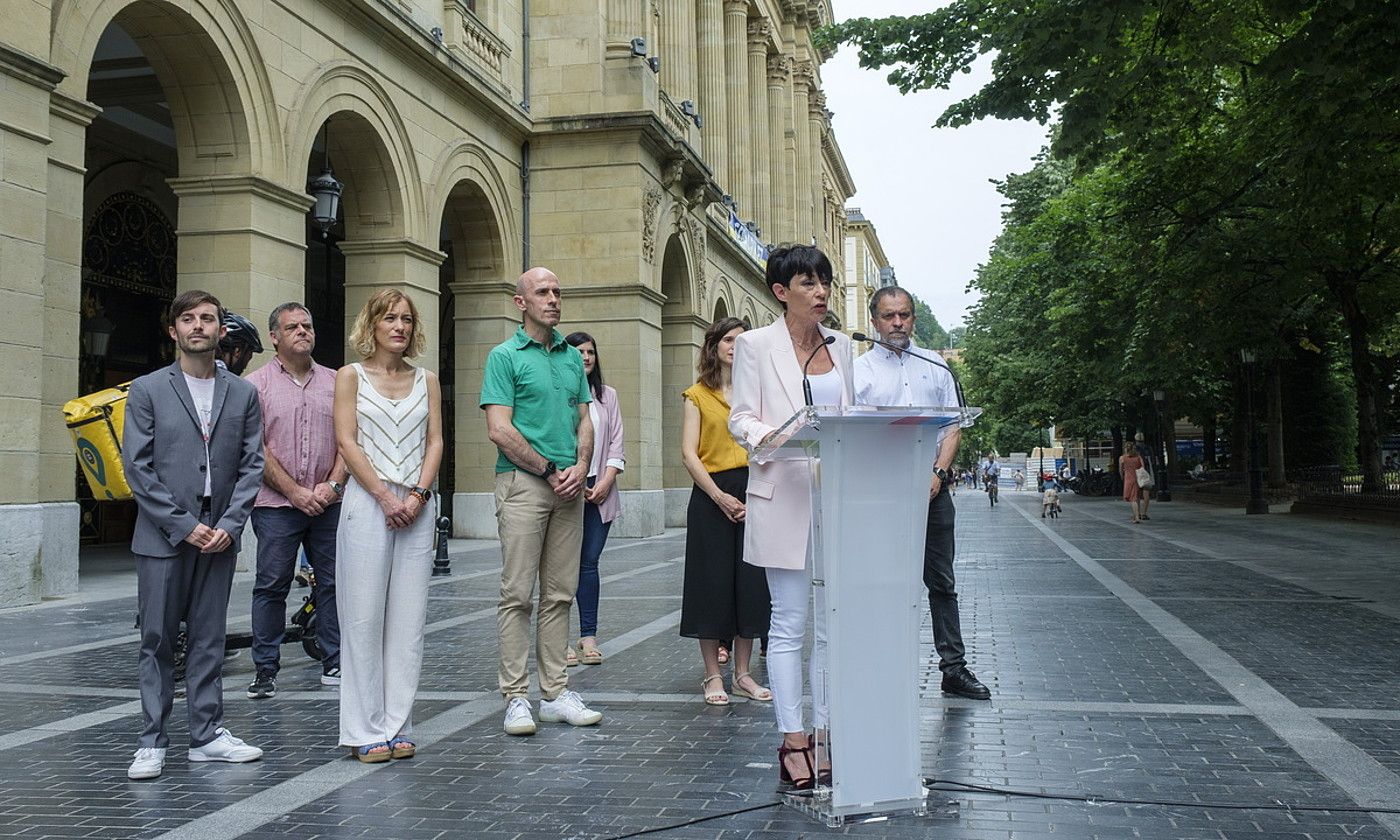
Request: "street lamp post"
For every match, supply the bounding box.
[1153,389,1172,502]
[1240,350,1268,514]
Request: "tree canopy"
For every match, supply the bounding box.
[824,0,1400,488]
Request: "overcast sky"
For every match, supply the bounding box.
[823,0,1049,335]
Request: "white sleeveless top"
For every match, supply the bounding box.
[353,363,429,488]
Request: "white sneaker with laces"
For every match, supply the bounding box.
[128,747,166,780]
[539,690,602,726]
[503,697,536,735]
[188,728,263,763]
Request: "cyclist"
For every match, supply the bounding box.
[217,310,264,375]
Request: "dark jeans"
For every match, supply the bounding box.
[923,489,967,675]
[578,477,611,638]
[251,504,340,673]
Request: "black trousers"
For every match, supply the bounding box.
[923,489,967,674]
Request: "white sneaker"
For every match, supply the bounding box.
[127,747,165,780]
[539,690,602,727]
[503,697,536,736]
[188,728,263,763]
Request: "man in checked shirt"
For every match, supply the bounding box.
[245,302,350,698]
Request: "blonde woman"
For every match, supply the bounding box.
[333,289,443,762]
[1120,442,1146,524]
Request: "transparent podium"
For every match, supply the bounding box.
[754,404,980,826]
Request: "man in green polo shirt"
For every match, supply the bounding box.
[481,266,601,736]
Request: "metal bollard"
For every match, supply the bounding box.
[433,515,452,576]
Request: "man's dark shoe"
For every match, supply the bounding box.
[941,668,991,700]
[246,670,276,699]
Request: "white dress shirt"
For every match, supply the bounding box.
[853,340,961,449]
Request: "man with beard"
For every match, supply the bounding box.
[852,286,990,700]
[122,290,266,779]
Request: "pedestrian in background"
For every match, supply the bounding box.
[1133,432,1153,520]
[1120,442,1146,524]
[564,331,624,668]
[122,290,265,780]
[680,317,771,707]
[334,289,443,762]
[247,302,348,700]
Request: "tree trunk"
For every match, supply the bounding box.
[1163,395,1178,476]
[1231,370,1248,475]
[1203,414,1217,467]
[1329,274,1384,492]
[1266,360,1286,487]
[1110,426,1123,470]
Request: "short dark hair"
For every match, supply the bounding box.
[167,290,223,328]
[565,331,605,400]
[765,245,833,310]
[868,285,914,322]
[268,302,312,333]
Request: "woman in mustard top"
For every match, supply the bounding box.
[680,318,772,706]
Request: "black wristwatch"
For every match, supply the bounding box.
[409,486,432,503]
[539,461,558,480]
[329,480,345,496]
[933,467,950,483]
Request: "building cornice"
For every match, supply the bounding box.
[0,43,65,90]
[167,175,315,213]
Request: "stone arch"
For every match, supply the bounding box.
[53,0,279,177]
[427,141,518,255]
[433,164,512,514]
[289,61,424,240]
[712,297,728,321]
[740,298,760,330]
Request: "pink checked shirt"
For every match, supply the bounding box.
[246,358,340,508]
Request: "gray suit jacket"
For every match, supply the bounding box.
[122,361,265,557]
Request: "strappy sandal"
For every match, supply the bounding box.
[388,736,415,760]
[716,644,729,665]
[350,742,391,763]
[731,672,772,702]
[577,641,603,665]
[777,741,815,791]
[702,673,729,705]
[566,647,579,667]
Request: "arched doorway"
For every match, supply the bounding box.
[437,178,508,524]
[659,233,699,525]
[76,6,255,542]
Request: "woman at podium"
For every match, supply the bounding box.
[728,245,854,790]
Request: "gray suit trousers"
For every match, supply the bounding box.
[136,509,236,749]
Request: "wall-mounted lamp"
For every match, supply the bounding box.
[306,123,343,240]
[430,26,444,42]
[647,56,661,74]
[630,37,647,57]
[721,194,737,210]
[681,99,703,129]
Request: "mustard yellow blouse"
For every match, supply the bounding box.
[683,382,748,474]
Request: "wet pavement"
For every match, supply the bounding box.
[1,489,1398,839]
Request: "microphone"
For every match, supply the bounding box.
[852,332,966,409]
[801,335,837,406]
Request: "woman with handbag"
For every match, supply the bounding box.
[1119,442,1151,524]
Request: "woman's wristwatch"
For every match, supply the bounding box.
[329,480,345,496]
[409,486,432,503]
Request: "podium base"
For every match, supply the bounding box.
[781,787,952,828]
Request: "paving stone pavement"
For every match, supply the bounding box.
[1,491,1398,839]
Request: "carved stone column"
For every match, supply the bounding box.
[723,0,751,207]
[766,55,791,244]
[791,61,814,243]
[607,0,647,56]
[662,0,697,103]
[808,89,828,246]
[696,0,727,178]
[746,20,772,239]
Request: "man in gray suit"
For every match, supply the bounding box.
[122,290,266,780]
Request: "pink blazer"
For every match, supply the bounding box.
[728,321,853,570]
[589,385,625,524]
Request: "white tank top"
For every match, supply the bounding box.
[807,368,844,407]
[353,363,429,487]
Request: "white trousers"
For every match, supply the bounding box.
[336,480,435,747]
[765,563,828,734]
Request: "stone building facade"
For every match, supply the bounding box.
[842,206,893,345]
[0,0,859,606]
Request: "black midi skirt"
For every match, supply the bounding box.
[679,467,772,640]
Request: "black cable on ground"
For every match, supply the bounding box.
[595,801,782,840]
[925,778,1400,815]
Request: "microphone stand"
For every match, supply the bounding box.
[852,332,967,410]
[801,335,836,406]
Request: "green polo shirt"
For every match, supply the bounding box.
[479,325,592,473]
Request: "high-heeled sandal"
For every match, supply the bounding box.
[777,742,816,791]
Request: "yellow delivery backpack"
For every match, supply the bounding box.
[64,383,134,501]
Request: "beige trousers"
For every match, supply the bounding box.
[495,470,584,700]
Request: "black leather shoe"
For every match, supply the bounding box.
[941,668,991,700]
